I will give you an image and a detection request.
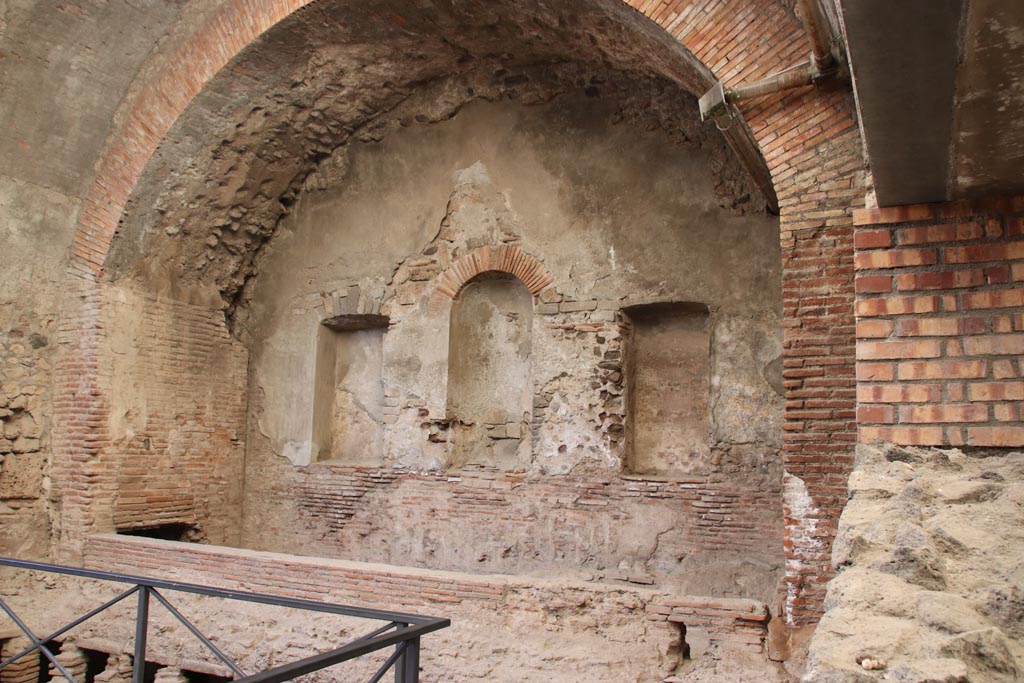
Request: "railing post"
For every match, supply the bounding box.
[394,637,419,683]
[392,642,403,683]
[132,587,149,683]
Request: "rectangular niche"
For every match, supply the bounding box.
[623,302,711,476]
[312,314,389,464]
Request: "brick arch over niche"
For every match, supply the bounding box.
[55,0,865,625]
[432,246,554,302]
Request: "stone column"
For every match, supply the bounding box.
[46,642,88,683]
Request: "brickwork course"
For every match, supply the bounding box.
[854,198,1024,448]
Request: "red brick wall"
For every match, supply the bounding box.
[243,463,783,582]
[51,278,109,560]
[854,198,1024,448]
[106,292,248,541]
[51,284,247,557]
[775,113,861,625]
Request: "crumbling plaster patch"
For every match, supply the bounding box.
[784,472,822,626]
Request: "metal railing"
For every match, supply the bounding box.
[0,557,450,683]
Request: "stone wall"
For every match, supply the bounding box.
[0,294,55,559]
[805,443,1023,683]
[236,92,785,599]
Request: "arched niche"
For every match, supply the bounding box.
[446,272,533,470]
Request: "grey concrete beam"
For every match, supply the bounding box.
[840,0,963,206]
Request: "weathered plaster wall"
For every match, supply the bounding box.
[312,324,386,465]
[625,303,713,475]
[0,0,221,558]
[237,85,784,599]
[447,275,534,469]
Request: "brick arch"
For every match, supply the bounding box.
[433,246,554,301]
[68,0,314,276]
[67,0,821,278]
[57,0,864,625]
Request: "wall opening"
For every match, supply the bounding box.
[33,641,59,683]
[446,272,533,470]
[117,522,197,542]
[623,302,711,476]
[312,314,389,464]
[80,648,109,683]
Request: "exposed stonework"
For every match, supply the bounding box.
[229,90,784,606]
[805,443,1024,682]
[0,239,62,561]
[0,636,41,683]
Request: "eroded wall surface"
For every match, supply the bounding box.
[0,0,223,558]
[238,88,785,601]
[805,443,1024,683]
[97,282,248,543]
[42,275,249,555]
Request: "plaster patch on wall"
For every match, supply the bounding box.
[281,440,312,467]
[784,472,822,625]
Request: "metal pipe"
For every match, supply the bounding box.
[727,66,815,104]
[395,637,420,683]
[796,0,835,72]
[367,644,405,683]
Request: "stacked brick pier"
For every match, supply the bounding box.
[854,198,1024,448]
